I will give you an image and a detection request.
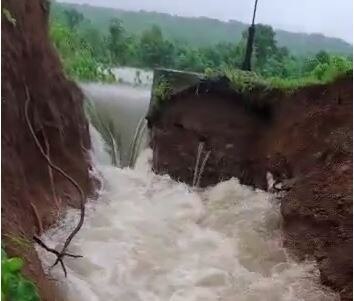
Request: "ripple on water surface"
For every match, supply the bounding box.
[37,144,338,301]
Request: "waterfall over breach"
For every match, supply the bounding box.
[36,70,338,301]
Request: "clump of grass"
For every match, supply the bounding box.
[205,62,352,97]
[153,76,173,105]
[268,76,320,91]
[3,233,32,252]
[223,68,273,96]
[268,59,352,91]
[204,67,277,102]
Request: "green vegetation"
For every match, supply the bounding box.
[1,249,40,301]
[49,2,352,85]
[50,19,115,81]
[52,2,352,56]
[223,56,351,96]
[153,77,173,105]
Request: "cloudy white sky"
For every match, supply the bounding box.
[60,0,353,43]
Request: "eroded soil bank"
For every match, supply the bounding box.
[149,75,353,300]
[2,0,92,300]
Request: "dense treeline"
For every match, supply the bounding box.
[51,2,352,56]
[50,7,352,84]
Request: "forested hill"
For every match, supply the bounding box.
[52,2,352,56]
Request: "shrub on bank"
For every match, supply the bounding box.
[1,248,40,301]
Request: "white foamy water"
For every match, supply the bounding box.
[80,82,150,166]
[36,127,338,301]
[112,67,153,87]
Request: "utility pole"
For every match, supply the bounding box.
[242,0,259,71]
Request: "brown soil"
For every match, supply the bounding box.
[269,77,353,301]
[2,0,92,300]
[149,91,270,188]
[149,75,353,300]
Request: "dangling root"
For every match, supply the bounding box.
[43,130,61,215]
[24,85,85,277]
[32,236,82,277]
[196,151,211,187]
[193,142,204,187]
[30,202,43,236]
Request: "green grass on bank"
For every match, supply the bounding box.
[149,64,352,117]
[49,4,352,84]
[206,56,352,98]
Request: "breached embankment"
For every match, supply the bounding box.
[148,70,353,300]
[36,127,338,301]
[2,0,92,299]
[2,1,352,299]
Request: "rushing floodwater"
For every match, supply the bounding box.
[80,83,150,167]
[80,67,153,167]
[37,69,337,300]
[112,67,153,87]
[36,125,338,301]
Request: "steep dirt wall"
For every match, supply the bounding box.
[149,75,353,300]
[266,77,353,301]
[2,0,92,300]
[150,92,270,188]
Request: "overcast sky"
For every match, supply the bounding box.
[60,0,353,43]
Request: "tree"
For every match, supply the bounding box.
[315,50,330,65]
[253,24,277,71]
[138,25,175,68]
[199,47,222,69]
[122,35,140,66]
[215,42,244,69]
[64,9,84,30]
[175,47,206,72]
[241,24,291,76]
[80,26,108,62]
[107,18,128,65]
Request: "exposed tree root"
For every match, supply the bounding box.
[30,202,43,236]
[196,150,211,187]
[32,236,82,277]
[43,129,61,217]
[24,85,86,277]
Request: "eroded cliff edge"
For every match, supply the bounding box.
[148,72,352,300]
[2,1,92,299]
